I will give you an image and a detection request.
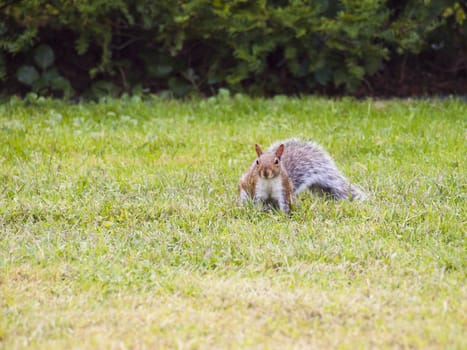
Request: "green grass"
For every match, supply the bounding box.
[0,95,466,349]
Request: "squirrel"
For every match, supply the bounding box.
[238,138,366,213]
[238,143,295,213]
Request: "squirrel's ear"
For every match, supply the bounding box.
[275,144,284,159]
[255,144,263,157]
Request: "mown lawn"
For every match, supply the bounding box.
[0,96,465,349]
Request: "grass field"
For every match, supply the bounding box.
[0,96,466,349]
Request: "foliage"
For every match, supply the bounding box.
[0,0,466,97]
[15,44,73,98]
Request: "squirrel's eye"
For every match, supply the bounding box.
[274,159,279,165]
[256,160,259,165]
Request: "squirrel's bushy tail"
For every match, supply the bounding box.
[349,184,367,201]
[266,138,368,202]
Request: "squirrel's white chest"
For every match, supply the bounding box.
[255,176,283,201]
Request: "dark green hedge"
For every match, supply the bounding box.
[1,0,466,98]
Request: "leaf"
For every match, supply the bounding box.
[147,64,173,78]
[34,44,55,70]
[16,65,39,86]
[285,46,297,59]
[76,34,89,55]
[350,64,365,79]
[314,68,331,85]
[333,69,348,87]
[41,68,60,83]
[50,76,74,98]
[88,80,119,99]
[50,75,70,90]
[168,77,192,97]
[207,73,223,85]
[364,56,383,75]
[140,52,174,78]
[31,76,49,93]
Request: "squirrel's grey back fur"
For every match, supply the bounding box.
[267,138,365,201]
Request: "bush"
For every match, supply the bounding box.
[0,0,466,98]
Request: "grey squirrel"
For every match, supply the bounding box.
[238,138,366,213]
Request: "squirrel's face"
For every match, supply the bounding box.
[255,143,284,179]
[256,153,281,179]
